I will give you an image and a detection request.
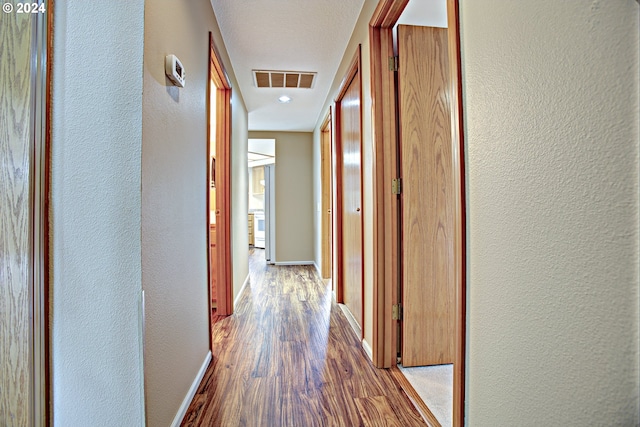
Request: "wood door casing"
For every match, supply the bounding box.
[337,57,364,333]
[207,32,233,324]
[399,25,455,366]
[321,114,333,279]
[369,1,467,424]
[368,0,406,369]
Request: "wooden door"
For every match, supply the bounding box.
[1,7,50,423]
[398,25,455,366]
[1,12,34,425]
[338,63,364,333]
[321,114,333,279]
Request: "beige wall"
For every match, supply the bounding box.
[249,131,315,263]
[461,0,639,424]
[142,0,248,425]
[50,0,639,424]
[312,0,378,355]
[231,91,250,299]
[314,1,639,423]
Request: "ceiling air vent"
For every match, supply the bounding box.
[253,70,317,89]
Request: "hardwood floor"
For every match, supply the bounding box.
[182,249,426,426]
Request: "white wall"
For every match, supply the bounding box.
[461,1,639,425]
[142,0,248,425]
[249,131,314,263]
[231,92,249,299]
[51,2,145,425]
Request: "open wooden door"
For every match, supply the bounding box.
[335,48,364,335]
[370,1,467,423]
[398,25,455,367]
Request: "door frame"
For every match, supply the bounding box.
[36,6,53,423]
[369,1,467,425]
[334,46,364,335]
[320,109,333,280]
[206,32,233,325]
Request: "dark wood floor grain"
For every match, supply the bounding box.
[182,249,426,426]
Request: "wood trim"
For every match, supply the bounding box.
[321,110,332,280]
[369,0,406,370]
[334,101,344,304]
[217,87,232,316]
[206,35,213,347]
[369,7,401,369]
[43,3,54,423]
[209,36,231,90]
[334,46,364,338]
[207,33,233,323]
[320,108,331,132]
[447,1,467,425]
[369,0,466,425]
[356,46,364,340]
[335,47,361,103]
[370,0,410,28]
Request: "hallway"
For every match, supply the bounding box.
[181,249,426,426]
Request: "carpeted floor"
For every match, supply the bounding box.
[398,364,453,427]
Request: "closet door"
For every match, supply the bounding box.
[336,48,364,335]
[1,8,49,424]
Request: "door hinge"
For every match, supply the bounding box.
[388,56,399,72]
[392,303,403,321]
[392,178,402,195]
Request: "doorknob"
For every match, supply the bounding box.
[356,208,361,212]
[215,210,221,215]
[327,209,331,214]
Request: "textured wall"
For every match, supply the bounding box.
[313,0,378,354]
[461,1,639,424]
[142,0,248,425]
[249,131,315,263]
[51,2,145,425]
[231,90,249,300]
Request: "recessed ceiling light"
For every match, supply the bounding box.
[278,95,291,103]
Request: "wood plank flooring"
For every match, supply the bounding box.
[182,249,426,426]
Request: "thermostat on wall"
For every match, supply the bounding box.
[165,54,185,87]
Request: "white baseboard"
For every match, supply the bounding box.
[313,261,321,276]
[234,273,250,307]
[274,260,314,266]
[170,350,212,427]
[362,338,373,362]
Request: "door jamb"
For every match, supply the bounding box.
[369,1,467,425]
[334,46,364,336]
[36,4,53,423]
[207,33,233,326]
[320,109,333,280]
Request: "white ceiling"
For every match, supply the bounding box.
[209,0,446,133]
[210,0,365,132]
[248,139,275,157]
